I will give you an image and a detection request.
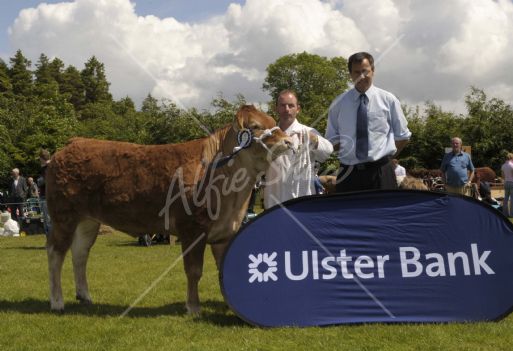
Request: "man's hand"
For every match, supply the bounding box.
[308,132,319,148]
[290,131,319,148]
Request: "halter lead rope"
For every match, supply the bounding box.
[212,126,281,169]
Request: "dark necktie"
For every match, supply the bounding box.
[356,93,369,161]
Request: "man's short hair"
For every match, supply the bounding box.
[276,89,299,105]
[348,52,375,73]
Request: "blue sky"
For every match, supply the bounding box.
[0,0,512,113]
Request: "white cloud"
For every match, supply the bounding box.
[6,0,513,113]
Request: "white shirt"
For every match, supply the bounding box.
[264,120,333,209]
[395,164,406,177]
[502,161,513,182]
[325,85,411,165]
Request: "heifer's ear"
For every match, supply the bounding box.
[233,106,247,131]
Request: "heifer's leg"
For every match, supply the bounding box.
[181,232,208,315]
[47,219,77,311]
[210,241,230,271]
[71,219,100,304]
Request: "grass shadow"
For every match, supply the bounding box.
[0,298,246,326]
[3,246,46,250]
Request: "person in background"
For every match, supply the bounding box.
[440,137,475,196]
[325,52,411,193]
[263,90,333,209]
[501,153,513,217]
[0,190,6,212]
[392,159,406,186]
[37,149,52,235]
[27,177,39,198]
[8,168,28,222]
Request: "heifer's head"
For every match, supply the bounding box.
[231,105,292,165]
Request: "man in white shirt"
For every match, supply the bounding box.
[264,90,333,209]
[326,52,411,192]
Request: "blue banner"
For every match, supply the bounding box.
[220,190,513,327]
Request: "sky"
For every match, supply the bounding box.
[0,0,512,115]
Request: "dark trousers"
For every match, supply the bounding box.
[336,157,397,193]
[9,199,24,221]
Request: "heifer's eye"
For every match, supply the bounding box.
[247,124,262,131]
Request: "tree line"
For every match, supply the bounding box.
[1,50,512,189]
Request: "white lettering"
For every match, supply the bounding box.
[471,243,495,275]
[400,247,423,277]
[337,250,353,279]
[448,252,471,276]
[354,255,375,279]
[425,253,446,277]
[321,257,337,279]
[284,251,309,280]
[312,250,319,280]
[377,255,389,278]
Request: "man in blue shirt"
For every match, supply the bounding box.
[440,137,475,196]
[325,52,411,192]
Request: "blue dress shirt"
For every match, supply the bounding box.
[440,151,475,186]
[325,85,411,165]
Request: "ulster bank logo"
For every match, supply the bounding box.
[248,252,278,283]
[248,244,495,284]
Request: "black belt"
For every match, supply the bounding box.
[341,156,391,171]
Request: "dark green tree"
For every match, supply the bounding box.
[61,65,85,109]
[49,57,65,85]
[34,53,53,85]
[81,56,112,104]
[205,93,246,130]
[143,98,184,144]
[0,59,12,94]
[462,87,513,171]
[263,52,350,132]
[112,96,136,115]
[141,94,159,114]
[34,53,60,99]
[8,49,33,96]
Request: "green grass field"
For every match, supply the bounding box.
[1,232,513,351]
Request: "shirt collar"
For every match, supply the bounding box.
[284,119,301,134]
[351,84,375,102]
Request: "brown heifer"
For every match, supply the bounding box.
[46,105,292,314]
[399,176,429,190]
[474,167,496,183]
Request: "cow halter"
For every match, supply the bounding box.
[212,126,281,168]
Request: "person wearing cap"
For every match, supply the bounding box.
[263,89,333,209]
[326,52,411,192]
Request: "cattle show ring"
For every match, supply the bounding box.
[2,102,513,347]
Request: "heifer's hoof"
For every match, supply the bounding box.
[186,304,201,316]
[76,294,92,305]
[50,301,65,313]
